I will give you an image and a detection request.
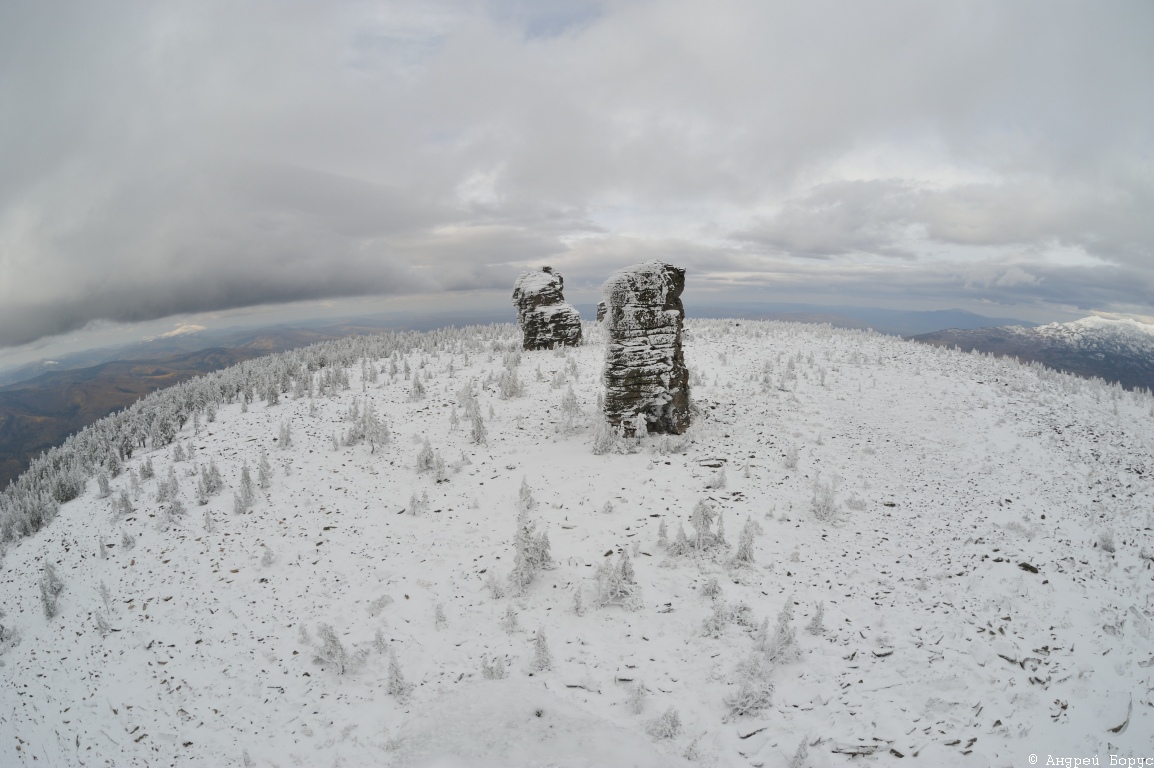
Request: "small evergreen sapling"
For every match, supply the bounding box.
[314,623,350,673]
[530,627,552,673]
[596,551,641,610]
[39,562,65,619]
[732,516,761,565]
[646,707,681,739]
[501,603,518,634]
[628,680,648,714]
[481,654,507,679]
[762,596,800,663]
[725,651,774,717]
[388,651,412,699]
[510,508,551,593]
[806,601,825,635]
[416,439,435,473]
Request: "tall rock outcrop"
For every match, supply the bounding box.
[601,261,690,435]
[511,267,583,350]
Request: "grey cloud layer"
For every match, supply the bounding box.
[1,0,1151,347]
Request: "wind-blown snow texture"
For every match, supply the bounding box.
[2,320,1154,767]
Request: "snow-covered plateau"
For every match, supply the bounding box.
[2,319,1153,767]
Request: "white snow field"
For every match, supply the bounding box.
[2,319,1153,767]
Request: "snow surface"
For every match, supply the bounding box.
[3,319,1154,767]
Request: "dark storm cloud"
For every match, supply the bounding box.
[1,0,1152,348]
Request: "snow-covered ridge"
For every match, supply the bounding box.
[2,320,1153,766]
[1011,315,1154,350]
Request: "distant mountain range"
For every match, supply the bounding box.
[911,316,1154,392]
[0,304,1071,489]
[684,303,1036,337]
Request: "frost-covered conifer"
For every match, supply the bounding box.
[434,603,447,630]
[805,601,825,635]
[140,458,155,480]
[559,385,581,432]
[784,444,799,470]
[278,421,293,449]
[517,477,535,511]
[96,473,111,499]
[239,465,254,507]
[530,627,552,672]
[258,450,272,490]
[701,576,721,599]
[501,603,518,634]
[416,439,435,473]
[657,518,668,548]
[314,623,349,673]
[470,412,487,445]
[733,516,760,564]
[597,551,641,610]
[763,597,800,663]
[410,372,426,401]
[702,598,729,636]
[788,737,809,768]
[387,651,411,698]
[572,587,585,616]
[646,707,681,739]
[628,680,647,714]
[498,367,523,399]
[39,563,65,619]
[202,461,224,496]
[115,489,134,518]
[725,651,774,717]
[510,509,551,593]
[173,443,186,462]
[481,654,507,679]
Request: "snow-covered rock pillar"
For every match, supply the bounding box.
[511,267,583,350]
[601,261,691,435]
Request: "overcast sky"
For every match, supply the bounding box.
[1,0,1152,356]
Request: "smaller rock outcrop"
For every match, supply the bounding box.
[601,261,690,435]
[511,267,582,350]
[596,301,607,322]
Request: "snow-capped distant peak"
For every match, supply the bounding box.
[144,323,207,342]
[1049,315,1154,334]
[1032,315,1154,346]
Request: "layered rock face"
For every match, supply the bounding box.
[601,261,690,435]
[511,267,583,350]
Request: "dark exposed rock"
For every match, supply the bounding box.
[596,301,607,322]
[511,267,582,350]
[601,261,690,435]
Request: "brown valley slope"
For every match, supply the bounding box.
[0,348,265,487]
